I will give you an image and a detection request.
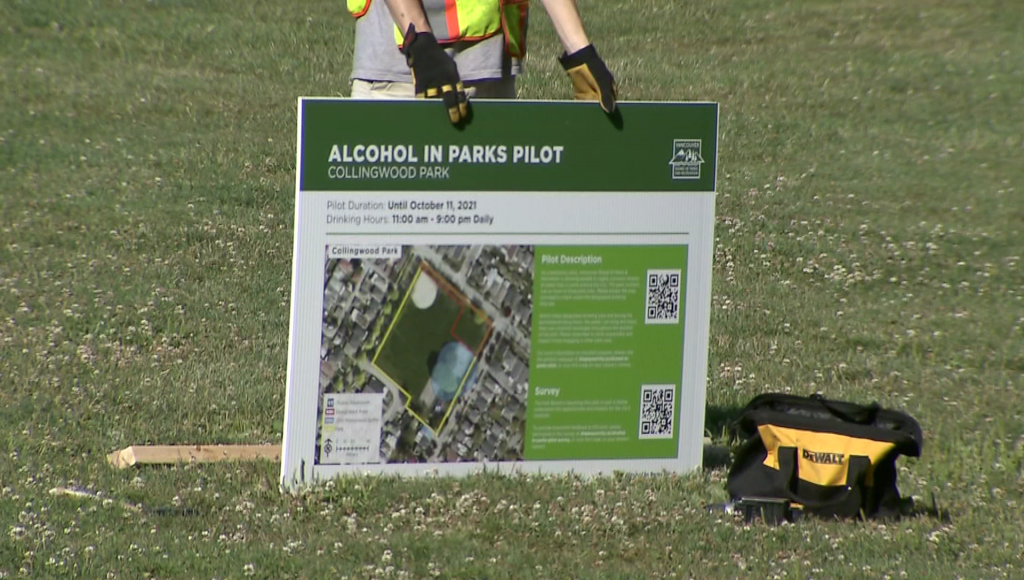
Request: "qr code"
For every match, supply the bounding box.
[645,269,682,324]
[639,384,675,439]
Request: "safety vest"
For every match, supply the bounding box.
[347,0,528,57]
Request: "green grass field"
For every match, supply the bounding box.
[2,0,1022,577]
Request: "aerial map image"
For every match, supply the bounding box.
[314,245,533,465]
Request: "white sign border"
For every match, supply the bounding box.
[281,99,717,490]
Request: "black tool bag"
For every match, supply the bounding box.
[726,393,923,520]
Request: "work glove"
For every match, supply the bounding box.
[558,44,617,113]
[401,24,469,124]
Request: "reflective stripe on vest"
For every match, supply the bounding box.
[347,0,525,55]
[347,0,371,18]
[500,0,528,58]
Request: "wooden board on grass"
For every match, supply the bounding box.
[107,445,282,468]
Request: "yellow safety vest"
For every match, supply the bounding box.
[347,0,528,57]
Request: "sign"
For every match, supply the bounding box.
[281,99,718,488]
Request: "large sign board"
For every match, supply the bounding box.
[281,100,718,489]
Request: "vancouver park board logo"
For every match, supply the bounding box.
[669,139,704,180]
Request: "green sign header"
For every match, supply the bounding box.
[299,100,718,192]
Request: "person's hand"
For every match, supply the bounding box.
[558,45,617,113]
[401,24,469,124]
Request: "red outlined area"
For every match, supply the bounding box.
[417,261,493,355]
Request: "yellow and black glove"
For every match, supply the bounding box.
[558,45,617,113]
[401,24,469,124]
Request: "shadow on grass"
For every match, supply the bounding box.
[906,493,954,523]
[702,443,732,470]
[702,403,746,470]
[705,403,746,441]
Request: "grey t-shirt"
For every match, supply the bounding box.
[351,0,521,83]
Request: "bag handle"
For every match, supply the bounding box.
[777,447,870,510]
[810,393,880,425]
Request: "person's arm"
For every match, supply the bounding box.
[382,0,431,35]
[539,0,618,113]
[537,0,590,54]
[383,0,469,124]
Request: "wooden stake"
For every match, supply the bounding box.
[107,445,281,469]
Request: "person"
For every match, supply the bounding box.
[346,0,617,123]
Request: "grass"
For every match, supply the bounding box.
[1,0,1022,577]
[451,306,490,355]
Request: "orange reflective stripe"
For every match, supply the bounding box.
[385,0,508,46]
[347,0,371,18]
[445,0,461,42]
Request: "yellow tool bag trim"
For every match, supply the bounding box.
[758,424,897,486]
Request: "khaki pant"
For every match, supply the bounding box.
[350,77,516,100]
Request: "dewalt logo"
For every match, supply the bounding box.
[802,449,845,465]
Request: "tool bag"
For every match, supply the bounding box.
[726,393,923,519]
